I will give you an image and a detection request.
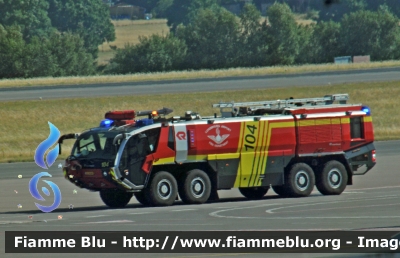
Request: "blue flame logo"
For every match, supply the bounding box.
[30,122,62,213]
[29,172,62,213]
[34,122,60,169]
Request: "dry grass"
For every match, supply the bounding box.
[97,19,169,65]
[1,81,399,163]
[1,60,400,89]
[96,16,312,64]
[293,13,316,25]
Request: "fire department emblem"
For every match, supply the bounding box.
[206,125,231,147]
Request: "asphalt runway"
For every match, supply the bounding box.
[1,141,400,258]
[1,67,400,101]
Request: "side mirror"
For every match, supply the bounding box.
[58,133,79,155]
[113,133,126,145]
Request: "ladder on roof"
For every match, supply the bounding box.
[212,94,349,117]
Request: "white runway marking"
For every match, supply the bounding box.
[78,220,134,224]
[350,185,400,191]
[85,215,110,218]
[265,195,399,214]
[171,209,197,212]
[342,192,364,194]
[209,194,400,220]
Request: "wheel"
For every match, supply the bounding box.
[134,191,151,206]
[145,171,177,206]
[179,169,211,204]
[284,163,315,197]
[99,189,133,208]
[239,186,269,200]
[272,185,288,197]
[316,160,348,195]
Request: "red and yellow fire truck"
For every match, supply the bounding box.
[58,94,376,208]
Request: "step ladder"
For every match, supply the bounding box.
[212,94,349,117]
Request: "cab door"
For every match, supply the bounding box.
[118,127,161,186]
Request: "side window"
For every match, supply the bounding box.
[168,126,175,150]
[145,127,161,153]
[350,117,364,139]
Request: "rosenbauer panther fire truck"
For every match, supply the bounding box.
[58,94,376,208]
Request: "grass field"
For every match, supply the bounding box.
[98,19,169,65]
[1,81,399,163]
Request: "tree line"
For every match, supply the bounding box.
[1,0,400,78]
[0,0,114,78]
[107,2,400,74]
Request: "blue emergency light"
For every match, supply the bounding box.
[100,119,114,128]
[135,118,154,127]
[361,106,371,116]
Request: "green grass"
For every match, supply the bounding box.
[1,81,399,163]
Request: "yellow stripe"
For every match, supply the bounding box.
[208,153,240,160]
[254,120,269,187]
[341,117,350,124]
[253,121,268,186]
[243,121,259,187]
[153,157,175,165]
[364,116,373,122]
[235,120,295,188]
[315,118,342,125]
[233,123,246,188]
[256,120,268,186]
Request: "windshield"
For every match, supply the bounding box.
[72,131,120,160]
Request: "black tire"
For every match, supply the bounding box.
[239,186,269,200]
[284,163,315,197]
[99,189,133,208]
[179,169,211,204]
[272,185,288,197]
[134,191,151,206]
[316,160,348,195]
[145,171,177,206]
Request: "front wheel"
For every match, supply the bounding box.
[316,160,348,195]
[179,169,211,204]
[239,187,269,200]
[272,185,287,197]
[145,171,177,206]
[134,191,151,206]
[100,189,133,208]
[284,163,315,197]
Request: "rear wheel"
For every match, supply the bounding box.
[239,186,269,200]
[316,160,348,195]
[179,169,211,204]
[145,171,177,206]
[284,163,315,197]
[100,189,133,208]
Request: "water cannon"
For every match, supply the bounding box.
[136,107,173,118]
[100,107,173,128]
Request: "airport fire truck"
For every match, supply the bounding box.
[58,94,376,208]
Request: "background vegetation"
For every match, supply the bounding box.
[1,0,400,79]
